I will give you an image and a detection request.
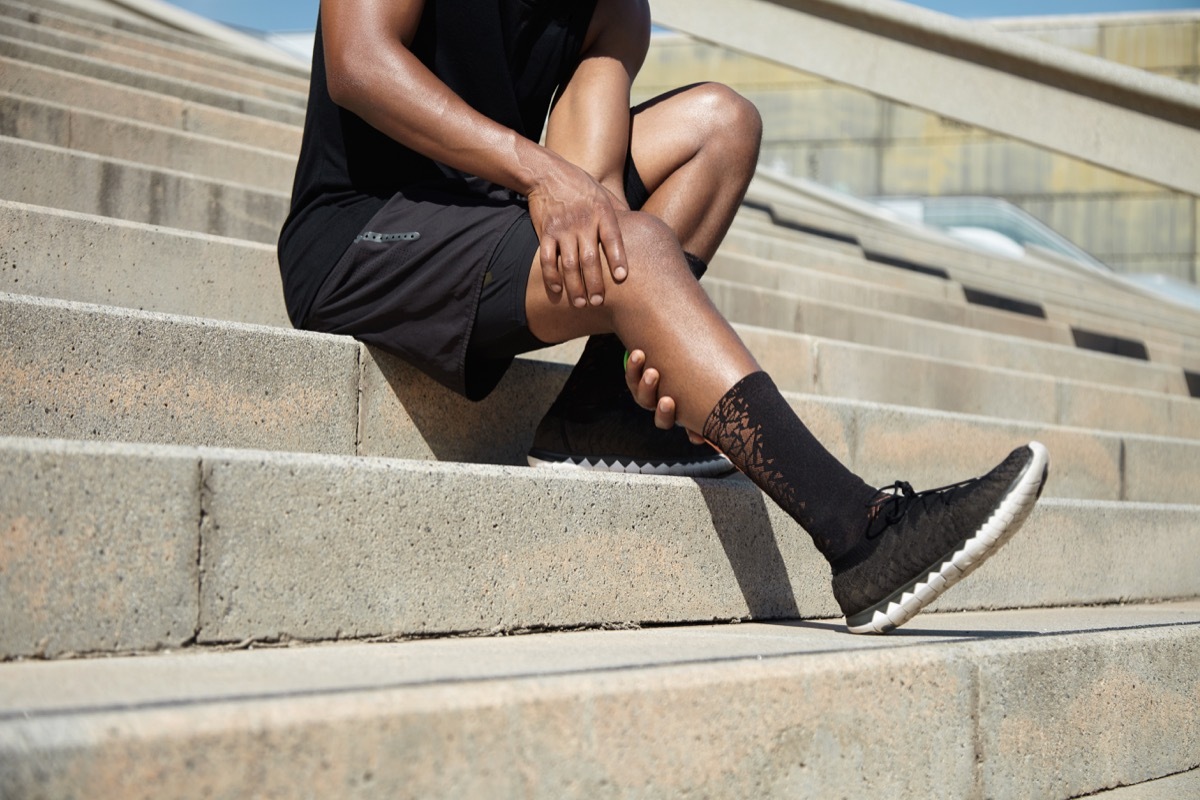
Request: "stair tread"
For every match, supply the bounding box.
[5,600,1199,712]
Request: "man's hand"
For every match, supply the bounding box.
[526,156,628,308]
[624,349,707,444]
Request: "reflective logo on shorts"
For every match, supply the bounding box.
[355,231,421,243]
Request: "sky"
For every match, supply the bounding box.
[168,0,1200,33]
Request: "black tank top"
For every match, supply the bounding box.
[279,0,598,326]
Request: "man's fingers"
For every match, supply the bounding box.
[557,239,587,308]
[578,235,605,306]
[539,238,561,296]
[597,208,627,282]
[686,429,707,446]
[624,351,660,412]
[623,349,686,432]
[655,397,677,431]
[624,349,645,398]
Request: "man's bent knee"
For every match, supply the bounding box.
[687,83,763,155]
[616,211,685,269]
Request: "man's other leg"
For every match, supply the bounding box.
[528,83,761,474]
[630,81,762,263]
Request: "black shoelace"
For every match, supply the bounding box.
[866,478,977,537]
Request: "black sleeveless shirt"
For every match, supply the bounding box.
[278,0,598,327]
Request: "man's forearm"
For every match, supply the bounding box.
[544,0,650,204]
[322,0,560,197]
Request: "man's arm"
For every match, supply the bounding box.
[320,0,627,307]
[545,0,651,208]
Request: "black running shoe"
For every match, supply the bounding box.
[831,442,1050,634]
[527,391,733,477]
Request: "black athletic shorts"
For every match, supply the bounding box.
[305,149,651,401]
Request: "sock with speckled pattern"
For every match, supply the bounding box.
[703,371,878,562]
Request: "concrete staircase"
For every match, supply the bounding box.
[1,1,1198,797]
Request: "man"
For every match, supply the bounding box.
[279,0,1050,634]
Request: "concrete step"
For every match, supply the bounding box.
[1,434,1197,660]
[0,56,302,153]
[712,250,1066,344]
[0,137,288,242]
[724,214,1200,374]
[0,91,296,192]
[727,320,1200,437]
[1,601,1197,799]
[724,219,1200,375]
[0,14,306,109]
[0,34,306,127]
[735,201,1200,348]
[710,242,1080,352]
[0,200,290,326]
[6,200,1187,408]
[1092,768,1200,799]
[715,244,1171,363]
[19,0,311,79]
[734,194,1200,339]
[705,280,1193,403]
[706,264,1190,397]
[721,221,963,300]
[766,330,1199,437]
[1044,299,1200,369]
[0,0,310,94]
[4,291,1200,502]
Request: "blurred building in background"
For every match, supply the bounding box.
[636,11,1200,287]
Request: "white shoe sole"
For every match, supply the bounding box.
[527,452,734,478]
[846,441,1050,635]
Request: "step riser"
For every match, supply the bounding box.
[0,293,561,464]
[712,251,1070,346]
[0,36,306,126]
[0,202,291,327]
[722,224,963,300]
[0,441,201,657]
[0,137,287,243]
[734,311,1185,417]
[1,616,1196,800]
[0,93,296,192]
[740,194,1094,309]
[1046,300,1200,367]
[733,208,1200,342]
[4,437,1199,659]
[0,57,302,153]
[719,297,1200,437]
[0,295,359,456]
[713,280,1189,397]
[0,16,306,110]
[4,293,1199,501]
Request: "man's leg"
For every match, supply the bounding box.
[528,82,761,475]
[525,209,1050,635]
[630,82,762,263]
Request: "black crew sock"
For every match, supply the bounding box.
[683,251,708,280]
[702,371,878,563]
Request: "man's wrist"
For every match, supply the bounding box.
[510,135,557,198]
